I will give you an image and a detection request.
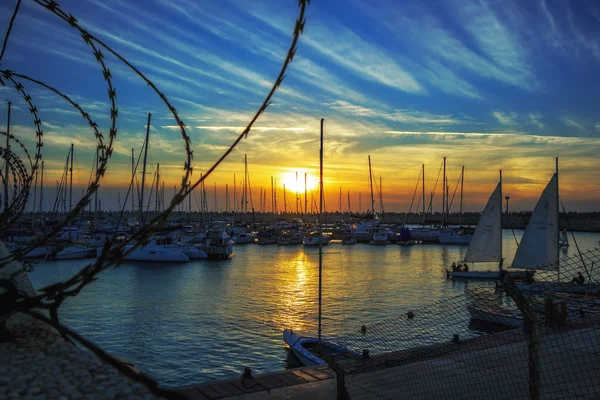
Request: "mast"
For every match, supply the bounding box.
[556,157,560,281]
[214,182,217,213]
[442,156,446,226]
[296,171,299,214]
[4,102,10,212]
[318,118,324,341]
[32,166,38,229]
[233,174,237,213]
[422,164,425,226]
[139,113,151,225]
[347,191,351,213]
[39,160,44,227]
[244,154,248,215]
[460,165,464,226]
[94,147,99,222]
[379,177,383,219]
[131,148,135,213]
[339,187,342,213]
[155,163,160,213]
[304,173,307,215]
[274,178,277,214]
[368,155,375,221]
[499,169,503,271]
[226,184,229,213]
[68,143,74,240]
[283,184,287,213]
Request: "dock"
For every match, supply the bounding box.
[174,366,335,399]
[174,320,600,399]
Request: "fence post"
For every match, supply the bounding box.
[504,276,541,400]
[325,353,351,400]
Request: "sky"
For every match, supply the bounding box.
[0,0,599,213]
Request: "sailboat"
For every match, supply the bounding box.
[448,171,531,280]
[284,118,357,366]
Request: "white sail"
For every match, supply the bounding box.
[510,174,559,270]
[464,182,502,262]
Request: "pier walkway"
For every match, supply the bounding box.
[176,322,600,399]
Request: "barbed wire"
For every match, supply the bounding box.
[0,0,310,324]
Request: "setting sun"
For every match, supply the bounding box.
[281,170,319,195]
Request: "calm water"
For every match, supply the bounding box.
[28,230,600,387]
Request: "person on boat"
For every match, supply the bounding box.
[462,263,469,272]
[572,272,585,284]
[451,262,457,272]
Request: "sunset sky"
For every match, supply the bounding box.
[1,0,599,213]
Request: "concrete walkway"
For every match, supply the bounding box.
[212,322,600,399]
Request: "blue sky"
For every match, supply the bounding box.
[1,0,599,212]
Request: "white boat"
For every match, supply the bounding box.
[468,304,523,328]
[23,246,55,259]
[181,245,208,260]
[55,244,93,260]
[438,227,473,245]
[277,231,303,245]
[303,231,330,246]
[232,231,256,244]
[122,239,190,263]
[196,221,234,259]
[508,161,569,287]
[447,172,536,280]
[369,229,390,245]
[283,329,357,366]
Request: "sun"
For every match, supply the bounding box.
[281,170,319,194]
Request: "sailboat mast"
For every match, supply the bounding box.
[233,174,237,213]
[139,113,151,225]
[131,148,135,213]
[422,164,425,226]
[347,191,351,213]
[68,143,74,240]
[155,163,160,213]
[296,171,299,214]
[283,184,287,213]
[4,102,10,212]
[39,160,44,227]
[379,176,383,219]
[499,169,503,271]
[318,118,324,341]
[305,173,307,215]
[244,154,248,215]
[94,147,99,222]
[368,155,374,221]
[556,157,560,281]
[274,178,277,214]
[460,165,464,226]
[339,187,342,213]
[442,156,446,226]
[32,167,38,229]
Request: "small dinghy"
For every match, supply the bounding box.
[283,329,357,366]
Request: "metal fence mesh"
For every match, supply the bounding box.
[325,248,600,400]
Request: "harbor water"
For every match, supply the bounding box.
[28,230,600,387]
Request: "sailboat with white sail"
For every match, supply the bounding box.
[447,171,530,280]
[284,118,357,366]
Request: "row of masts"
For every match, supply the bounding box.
[3,106,464,223]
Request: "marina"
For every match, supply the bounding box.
[24,230,600,388]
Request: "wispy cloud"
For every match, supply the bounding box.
[528,113,544,129]
[493,111,518,126]
[562,117,586,131]
[329,100,460,125]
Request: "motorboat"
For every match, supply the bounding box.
[122,238,190,263]
[369,229,390,245]
[303,231,330,246]
[55,244,94,260]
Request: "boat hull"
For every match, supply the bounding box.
[283,329,355,367]
[468,305,523,327]
[516,282,600,296]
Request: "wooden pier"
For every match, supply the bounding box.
[174,366,334,399]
